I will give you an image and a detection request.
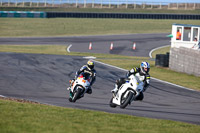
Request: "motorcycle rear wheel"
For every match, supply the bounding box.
[120,92,134,109]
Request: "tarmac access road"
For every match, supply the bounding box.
[0,53,200,125]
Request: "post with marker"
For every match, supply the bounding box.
[133,42,136,50]
[89,42,92,50]
[110,42,114,50]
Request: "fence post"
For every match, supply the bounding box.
[143,3,145,9]
[109,0,111,8]
[44,0,46,7]
[185,3,187,10]
[160,3,162,9]
[126,0,127,9]
[117,0,119,8]
[15,0,17,7]
[76,0,78,8]
[193,3,196,9]
[177,3,179,9]
[134,2,136,9]
[101,0,102,8]
[84,0,86,8]
[92,0,94,8]
[53,0,55,7]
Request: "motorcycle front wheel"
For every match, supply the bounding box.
[120,91,134,109]
[72,88,82,102]
[109,97,117,108]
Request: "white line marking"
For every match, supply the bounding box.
[67,44,72,53]
[0,95,6,98]
[83,56,97,59]
[149,45,170,58]
[94,60,196,91]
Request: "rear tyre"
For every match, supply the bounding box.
[109,98,117,108]
[72,88,82,102]
[120,92,134,109]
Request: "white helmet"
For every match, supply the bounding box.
[140,62,150,74]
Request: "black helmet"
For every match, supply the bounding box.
[87,60,94,70]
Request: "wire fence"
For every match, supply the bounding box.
[1,0,200,10]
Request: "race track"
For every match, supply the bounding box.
[0,33,170,57]
[0,34,200,125]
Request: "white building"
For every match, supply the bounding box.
[170,24,200,48]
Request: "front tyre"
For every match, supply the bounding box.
[120,92,134,109]
[72,88,82,102]
[109,98,117,108]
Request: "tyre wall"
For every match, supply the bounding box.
[46,12,200,20]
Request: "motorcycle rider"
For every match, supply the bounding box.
[111,62,150,101]
[68,60,96,99]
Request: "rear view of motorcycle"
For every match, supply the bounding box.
[110,75,144,109]
[67,72,91,102]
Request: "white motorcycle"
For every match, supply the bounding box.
[110,75,144,109]
[68,72,91,102]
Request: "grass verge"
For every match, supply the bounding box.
[0,45,199,91]
[0,18,200,37]
[151,46,171,58]
[0,98,200,133]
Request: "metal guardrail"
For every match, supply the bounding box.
[1,0,200,10]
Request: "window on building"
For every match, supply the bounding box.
[176,27,182,40]
[192,28,198,42]
[183,27,191,41]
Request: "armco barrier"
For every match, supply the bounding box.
[46,12,200,20]
[0,11,46,18]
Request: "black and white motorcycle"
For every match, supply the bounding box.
[109,75,144,109]
[67,72,91,102]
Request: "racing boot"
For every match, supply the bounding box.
[135,92,144,101]
[68,90,73,102]
[111,84,118,96]
[86,87,92,94]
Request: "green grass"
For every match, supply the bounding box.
[0,17,200,132]
[151,46,170,58]
[0,18,200,37]
[1,99,200,133]
[0,45,200,91]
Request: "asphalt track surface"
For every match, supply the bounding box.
[0,34,200,125]
[0,33,170,57]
